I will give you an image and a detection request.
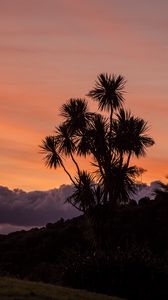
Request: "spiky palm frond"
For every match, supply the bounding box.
[66,171,96,212]
[132,118,155,157]
[55,122,76,156]
[91,161,104,183]
[112,109,135,154]
[113,109,155,158]
[60,98,93,133]
[89,114,109,159]
[93,184,106,206]
[40,136,62,169]
[112,164,141,203]
[76,128,91,156]
[87,73,126,112]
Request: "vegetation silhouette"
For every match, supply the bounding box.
[0,187,168,299]
[40,73,154,210]
[39,73,156,285]
[33,73,168,299]
[1,74,168,300]
[0,74,168,300]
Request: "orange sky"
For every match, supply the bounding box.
[0,0,168,191]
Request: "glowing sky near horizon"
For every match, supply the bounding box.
[0,0,168,191]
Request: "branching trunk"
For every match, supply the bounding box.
[109,104,113,152]
[126,151,132,167]
[70,153,81,176]
[119,150,123,169]
[60,160,77,186]
[113,152,123,203]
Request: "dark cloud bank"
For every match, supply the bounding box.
[0,185,79,234]
[0,182,160,234]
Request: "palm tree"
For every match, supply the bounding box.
[111,163,143,203]
[113,109,155,167]
[60,98,93,134]
[40,135,76,186]
[55,122,80,176]
[87,73,126,150]
[88,73,126,113]
[66,171,96,212]
[40,73,154,210]
[111,109,154,202]
[84,114,110,200]
[89,114,109,162]
[76,113,109,161]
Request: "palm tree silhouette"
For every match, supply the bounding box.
[60,98,93,134]
[40,73,154,211]
[40,135,76,186]
[111,163,144,203]
[88,73,126,150]
[66,171,96,212]
[87,114,111,201]
[55,122,80,176]
[113,109,155,167]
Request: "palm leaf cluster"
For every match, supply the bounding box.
[40,73,154,212]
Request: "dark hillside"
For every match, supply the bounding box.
[0,195,168,299]
[0,216,89,283]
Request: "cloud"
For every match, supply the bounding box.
[0,185,80,233]
[131,181,161,202]
[0,181,163,234]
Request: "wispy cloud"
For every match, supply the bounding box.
[0,0,167,191]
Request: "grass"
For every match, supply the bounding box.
[0,277,125,300]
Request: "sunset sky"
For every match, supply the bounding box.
[0,0,168,191]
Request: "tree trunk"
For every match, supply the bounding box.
[126,151,132,167]
[70,153,80,176]
[60,161,76,186]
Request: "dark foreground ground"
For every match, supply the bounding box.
[0,277,125,300]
